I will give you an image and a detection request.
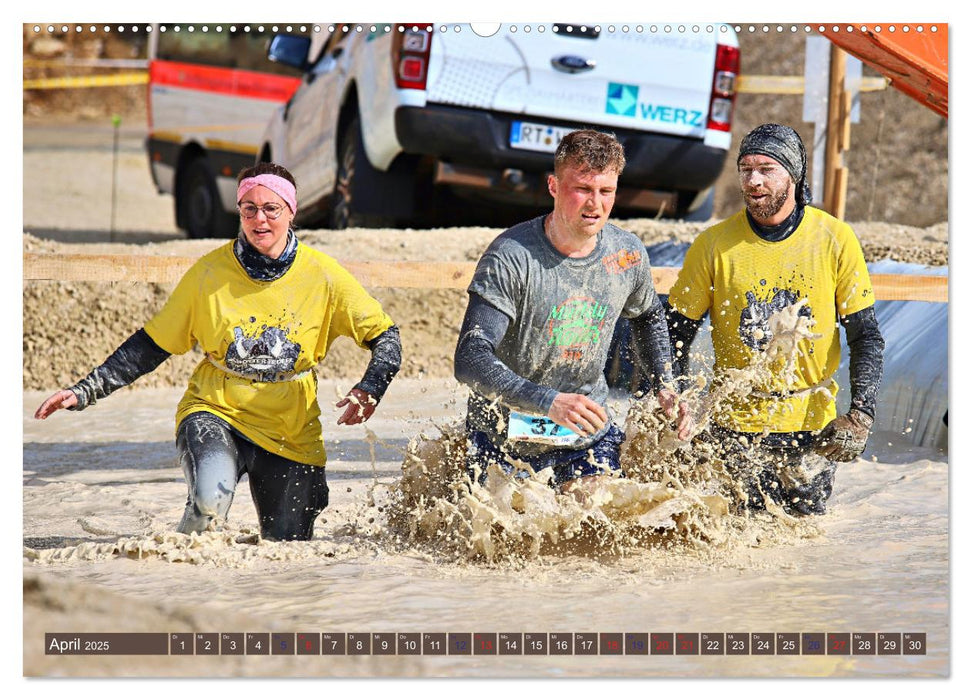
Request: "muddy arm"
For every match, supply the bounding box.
[454,293,557,414]
[68,329,171,410]
[353,325,402,403]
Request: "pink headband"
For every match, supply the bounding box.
[237,174,297,216]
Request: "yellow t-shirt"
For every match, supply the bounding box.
[667,207,874,433]
[144,242,394,466]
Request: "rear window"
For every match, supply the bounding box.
[155,25,306,76]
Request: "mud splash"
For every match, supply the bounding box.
[383,411,823,565]
[384,303,828,563]
[26,304,828,568]
[23,526,365,567]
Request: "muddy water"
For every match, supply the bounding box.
[22,376,947,678]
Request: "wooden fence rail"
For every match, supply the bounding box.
[23,253,948,303]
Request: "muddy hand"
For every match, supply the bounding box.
[336,388,376,425]
[34,389,78,419]
[548,392,607,437]
[814,408,873,462]
[657,388,694,441]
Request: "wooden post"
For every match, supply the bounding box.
[823,44,850,218]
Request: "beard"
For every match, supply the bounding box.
[745,186,790,221]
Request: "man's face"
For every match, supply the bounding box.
[548,164,619,238]
[738,154,795,223]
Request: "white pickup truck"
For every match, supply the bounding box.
[260,23,739,228]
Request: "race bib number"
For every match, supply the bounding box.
[507,411,581,446]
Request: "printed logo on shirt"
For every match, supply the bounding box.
[738,287,812,352]
[546,296,609,359]
[602,248,642,274]
[225,324,302,381]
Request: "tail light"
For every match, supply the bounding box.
[392,24,433,90]
[707,43,739,132]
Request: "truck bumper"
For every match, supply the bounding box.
[394,104,729,197]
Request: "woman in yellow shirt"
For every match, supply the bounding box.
[35,163,401,540]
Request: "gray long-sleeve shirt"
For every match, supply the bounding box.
[455,215,674,454]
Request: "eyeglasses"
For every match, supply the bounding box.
[238,202,286,220]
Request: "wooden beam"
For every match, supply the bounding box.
[22,253,477,289]
[736,74,888,94]
[832,167,849,221]
[824,44,849,215]
[24,253,196,284]
[23,253,948,302]
[869,273,948,302]
[839,91,853,151]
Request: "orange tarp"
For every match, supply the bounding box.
[820,24,948,118]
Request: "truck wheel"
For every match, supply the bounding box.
[329,118,362,230]
[178,157,238,239]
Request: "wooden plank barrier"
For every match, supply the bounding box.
[23,253,947,302]
[735,74,888,94]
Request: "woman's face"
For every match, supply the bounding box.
[238,185,293,259]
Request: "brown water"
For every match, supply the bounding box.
[23,373,948,678]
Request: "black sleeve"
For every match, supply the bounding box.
[628,295,674,394]
[69,328,171,410]
[454,293,558,414]
[841,306,885,419]
[353,325,402,403]
[665,302,704,393]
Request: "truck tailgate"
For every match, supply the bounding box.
[425,26,720,140]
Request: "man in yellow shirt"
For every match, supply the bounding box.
[667,123,884,515]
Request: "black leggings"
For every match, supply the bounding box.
[175,412,329,540]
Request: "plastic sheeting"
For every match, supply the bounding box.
[835,260,948,450]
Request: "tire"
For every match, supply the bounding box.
[328,117,362,230]
[178,157,239,239]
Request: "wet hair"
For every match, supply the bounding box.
[553,129,626,176]
[237,162,297,189]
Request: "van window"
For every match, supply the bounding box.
[155,25,303,76]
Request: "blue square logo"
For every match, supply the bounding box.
[606,82,638,117]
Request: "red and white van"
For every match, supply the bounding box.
[145,24,304,237]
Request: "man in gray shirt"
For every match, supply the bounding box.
[454,129,690,493]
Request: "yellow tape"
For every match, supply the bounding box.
[25,71,887,95]
[24,70,888,95]
[204,139,259,156]
[23,72,148,90]
[149,131,263,156]
[151,123,267,138]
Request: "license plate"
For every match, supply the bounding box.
[510,120,571,153]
